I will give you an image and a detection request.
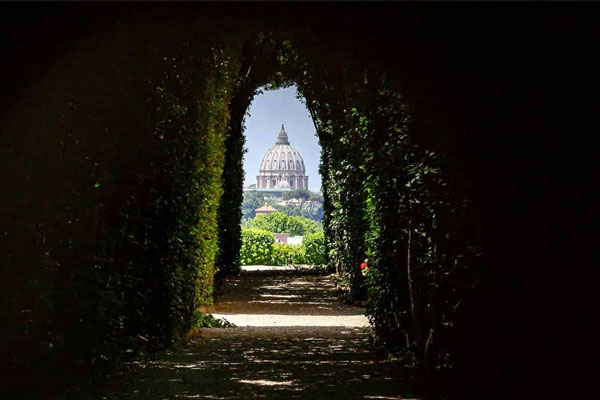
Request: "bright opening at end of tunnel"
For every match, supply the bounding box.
[243,86,321,193]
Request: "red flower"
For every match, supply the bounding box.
[360,262,368,270]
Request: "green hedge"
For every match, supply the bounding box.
[215,54,259,282]
[0,36,240,373]
[271,243,305,265]
[303,231,326,266]
[119,43,238,345]
[245,212,322,236]
[240,228,326,266]
[278,40,482,378]
[240,228,274,265]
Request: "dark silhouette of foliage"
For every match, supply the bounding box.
[1,5,595,399]
[214,53,254,282]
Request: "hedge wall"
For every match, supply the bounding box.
[270,243,305,265]
[239,228,274,265]
[283,41,482,385]
[303,232,327,266]
[0,23,240,381]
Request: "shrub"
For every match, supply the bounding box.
[245,212,322,236]
[271,243,305,265]
[240,228,325,266]
[239,228,274,265]
[303,231,326,266]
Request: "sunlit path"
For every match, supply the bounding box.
[94,267,417,399]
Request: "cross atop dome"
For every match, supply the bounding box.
[276,123,289,145]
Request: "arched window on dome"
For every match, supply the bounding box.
[301,161,305,169]
[289,160,293,169]
[296,161,301,170]
[280,160,285,169]
[272,160,277,169]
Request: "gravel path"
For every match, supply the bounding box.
[93,266,417,399]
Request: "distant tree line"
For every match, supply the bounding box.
[241,189,323,221]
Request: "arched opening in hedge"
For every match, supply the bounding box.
[1,23,479,391]
[1,23,480,394]
[5,4,587,398]
[234,86,325,267]
[208,36,483,397]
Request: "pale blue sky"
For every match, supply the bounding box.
[243,86,322,192]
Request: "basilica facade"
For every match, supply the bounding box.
[256,125,308,190]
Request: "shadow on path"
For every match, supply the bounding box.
[94,266,417,399]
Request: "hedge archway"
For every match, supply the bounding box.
[2,4,593,399]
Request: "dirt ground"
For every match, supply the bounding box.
[90,266,417,399]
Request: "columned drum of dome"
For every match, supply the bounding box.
[256,124,309,190]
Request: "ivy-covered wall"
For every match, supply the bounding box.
[0,17,241,385]
[277,41,482,392]
[214,35,285,282]
[142,42,239,336]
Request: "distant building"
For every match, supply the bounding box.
[287,236,303,246]
[254,204,278,217]
[273,233,290,243]
[256,124,308,190]
[273,233,303,245]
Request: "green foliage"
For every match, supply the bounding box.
[281,189,311,200]
[140,44,237,342]
[270,243,305,265]
[271,203,324,221]
[191,311,235,328]
[302,231,326,266]
[241,190,323,221]
[215,56,258,282]
[296,76,369,300]
[240,228,325,266]
[241,191,266,219]
[29,39,241,372]
[284,43,482,377]
[239,228,274,265]
[350,83,481,374]
[244,212,322,236]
